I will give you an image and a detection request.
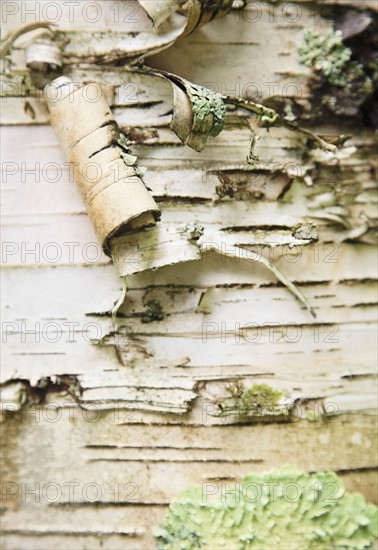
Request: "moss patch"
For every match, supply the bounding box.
[218,383,284,418]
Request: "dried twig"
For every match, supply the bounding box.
[0,22,55,59]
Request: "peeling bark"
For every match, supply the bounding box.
[1,0,377,548]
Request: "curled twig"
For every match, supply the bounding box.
[0,22,56,59]
[199,239,316,318]
[223,96,338,153]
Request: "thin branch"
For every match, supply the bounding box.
[224,96,338,153]
[0,22,55,59]
[210,242,316,318]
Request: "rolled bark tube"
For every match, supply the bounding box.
[44,77,160,254]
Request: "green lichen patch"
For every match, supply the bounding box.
[154,467,378,549]
[188,83,226,137]
[298,29,375,120]
[168,74,227,151]
[183,222,204,241]
[218,383,284,418]
[298,29,352,87]
[117,133,147,179]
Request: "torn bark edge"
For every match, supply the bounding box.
[0,376,82,420]
[110,227,316,319]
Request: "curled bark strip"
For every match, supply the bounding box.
[167,74,226,151]
[139,0,181,30]
[182,0,234,36]
[44,77,160,254]
[112,277,128,323]
[130,68,227,151]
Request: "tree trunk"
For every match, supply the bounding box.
[1,1,377,548]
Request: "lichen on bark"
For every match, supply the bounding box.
[154,468,378,549]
